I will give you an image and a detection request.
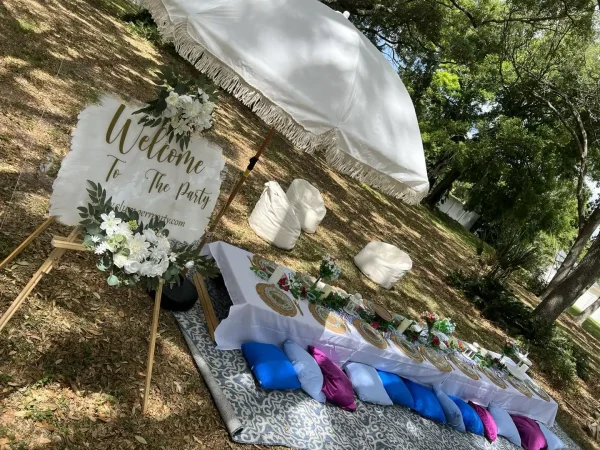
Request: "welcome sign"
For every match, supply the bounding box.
[50,95,225,242]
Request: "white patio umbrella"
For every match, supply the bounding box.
[140,0,429,208]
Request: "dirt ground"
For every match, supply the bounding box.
[0,0,598,448]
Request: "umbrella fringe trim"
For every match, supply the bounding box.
[140,0,427,204]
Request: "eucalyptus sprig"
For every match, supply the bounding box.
[78,180,218,290]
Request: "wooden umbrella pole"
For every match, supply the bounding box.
[194,127,276,253]
[0,226,80,332]
[0,216,55,271]
[143,279,164,415]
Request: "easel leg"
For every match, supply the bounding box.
[192,273,219,341]
[0,216,55,271]
[0,226,80,333]
[143,279,164,415]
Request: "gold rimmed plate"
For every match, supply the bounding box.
[448,353,480,380]
[419,345,453,372]
[391,334,423,362]
[353,319,388,349]
[480,367,507,389]
[255,283,297,317]
[525,379,551,402]
[309,303,347,334]
[505,375,533,398]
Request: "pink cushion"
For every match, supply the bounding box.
[510,415,548,450]
[469,401,498,441]
[308,346,356,411]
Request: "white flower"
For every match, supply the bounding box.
[143,229,158,243]
[116,221,133,240]
[169,252,178,263]
[197,88,209,102]
[113,253,128,268]
[170,116,191,136]
[165,91,180,107]
[155,235,171,253]
[163,106,177,118]
[100,211,122,236]
[183,99,203,119]
[90,235,101,243]
[178,94,193,104]
[124,260,141,274]
[95,242,108,255]
[127,233,151,261]
[157,258,170,276]
[184,260,195,269]
[139,261,155,277]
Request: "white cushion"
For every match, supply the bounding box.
[283,339,326,403]
[248,181,301,250]
[344,362,392,406]
[286,179,326,233]
[353,241,412,289]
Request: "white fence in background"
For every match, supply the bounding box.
[436,195,480,230]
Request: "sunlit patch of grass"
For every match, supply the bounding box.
[15,18,37,33]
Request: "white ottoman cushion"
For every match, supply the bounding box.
[354,241,412,289]
[286,179,327,233]
[248,181,301,250]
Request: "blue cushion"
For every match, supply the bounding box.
[434,386,465,432]
[488,402,521,446]
[283,339,326,402]
[402,379,446,423]
[241,342,301,390]
[538,423,565,450]
[376,370,414,409]
[344,363,392,406]
[449,396,484,435]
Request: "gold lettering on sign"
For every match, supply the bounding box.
[101,103,217,218]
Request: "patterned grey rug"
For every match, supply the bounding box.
[173,277,581,450]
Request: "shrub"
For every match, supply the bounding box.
[572,346,591,382]
[448,269,579,389]
[121,9,163,46]
[530,329,577,389]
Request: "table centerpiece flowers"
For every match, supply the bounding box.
[421,311,439,334]
[313,255,341,286]
[433,317,456,335]
[79,181,219,289]
[502,340,518,357]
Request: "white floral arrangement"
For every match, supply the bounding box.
[317,255,341,282]
[134,69,218,150]
[79,181,219,289]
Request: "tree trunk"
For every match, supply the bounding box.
[533,236,600,325]
[423,166,462,206]
[540,205,600,299]
[575,297,600,326]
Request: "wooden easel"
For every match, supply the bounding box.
[0,221,173,414]
[0,126,276,412]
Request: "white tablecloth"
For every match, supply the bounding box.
[209,241,558,426]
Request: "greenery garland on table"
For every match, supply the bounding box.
[78,181,219,290]
[133,68,218,150]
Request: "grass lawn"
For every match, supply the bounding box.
[0,0,599,448]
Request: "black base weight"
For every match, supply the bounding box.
[147,276,198,312]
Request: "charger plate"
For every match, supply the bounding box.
[419,345,453,372]
[353,319,388,349]
[480,367,507,389]
[525,379,551,402]
[309,303,347,334]
[448,353,480,380]
[391,334,423,362]
[256,283,297,317]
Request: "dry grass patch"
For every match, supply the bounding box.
[0,0,599,448]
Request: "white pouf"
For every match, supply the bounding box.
[248,181,301,250]
[286,179,327,233]
[353,241,412,289]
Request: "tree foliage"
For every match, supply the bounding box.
[323,0,600,322]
